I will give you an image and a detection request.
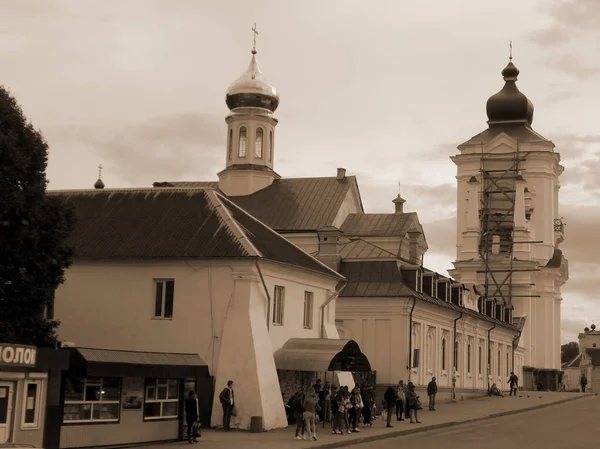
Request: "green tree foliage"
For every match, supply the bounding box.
[0,86,73,347]
[561,341,579,364]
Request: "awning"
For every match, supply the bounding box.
[274,338,371,372]
[67,347,210,378]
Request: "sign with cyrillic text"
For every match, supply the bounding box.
[0,344,37,367]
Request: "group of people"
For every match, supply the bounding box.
[488,372,520,397]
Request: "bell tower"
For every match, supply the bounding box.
[448,55,569,380]
[218,24,281,197]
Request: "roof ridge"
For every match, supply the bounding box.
[205,190,261,257]
[48,186,214,194]
[216,192,344,279]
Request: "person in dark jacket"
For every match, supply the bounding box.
[383,386,396,428]
[427,377,438,411]
[291,390,306,439]
[406,383,421,423]
[219,380,235,431]
[185,391,200,443]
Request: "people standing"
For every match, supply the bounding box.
[219,380,235,431]
[383,386,396,428]
[396,380,406,421]
[581,373,588,392]
[185,391,200,444]
[427,377,437,411]
[291,390,306,440]
[303,389,319,441]
[349,387,363,432]
[361,384,374,427]
[320,385,331,427]
[508,371,519,396]
[406,382,421,424]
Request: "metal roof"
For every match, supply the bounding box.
[341,212,419,237]
[273,338,371,372]
[339,239,398,260]
[76,347,206,366]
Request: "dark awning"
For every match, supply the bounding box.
[67,347,210,378]
[274,338,371,372]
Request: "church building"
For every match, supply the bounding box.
[43,31,567,448]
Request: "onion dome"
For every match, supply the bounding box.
[94,178,104,189]
[486,60,534,125]
[225,50,279,113]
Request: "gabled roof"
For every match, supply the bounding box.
[47,187,343,279]
[341,212,418,237]
[339,260,516,330]
[155,176,363,232]
[339,239,397,260]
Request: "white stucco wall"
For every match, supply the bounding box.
[336,296,518,391]
[54,258,341,431]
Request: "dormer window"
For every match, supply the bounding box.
[438,281,447,301]
[415,269,423,293]
[255,127,264,158]
[228,128,233,160]
[432,277,437,298]
[451,286,463,307]
[446,283,451,302]
[495,302,503,320]
[238,127,247,157]
[478,297,486,314]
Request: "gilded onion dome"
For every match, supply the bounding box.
[486,60,534,125]
[225,49,279,113]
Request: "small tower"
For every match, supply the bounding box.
[218,24,281,197]
[94,164,105,189]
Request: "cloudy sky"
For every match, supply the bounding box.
[2,0,598,342]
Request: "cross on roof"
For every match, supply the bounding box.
[98,164,103,178]
[252,23,258,54]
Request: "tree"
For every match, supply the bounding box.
[561,341,579,364]
[0,86,73,347]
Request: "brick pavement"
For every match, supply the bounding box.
[96,392,592,449]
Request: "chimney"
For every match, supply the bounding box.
[407,228,422,265]
[316,226,342,271]
[336,168,346,180]
[393,194,406,214]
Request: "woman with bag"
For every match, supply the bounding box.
[406,383,422,424]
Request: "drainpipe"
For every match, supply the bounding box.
[512,329,522,372]
[407,296,417,381]
[487,323,496,391]
[255,261,271,332]
[320,281,347,339]
[452,312,463,400]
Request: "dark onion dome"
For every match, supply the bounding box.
[225,50,279,113]
[486,60,534,125]
[94,178,105,189]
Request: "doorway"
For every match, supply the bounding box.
[0,382,15,443]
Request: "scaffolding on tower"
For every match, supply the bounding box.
[476,142,541,322]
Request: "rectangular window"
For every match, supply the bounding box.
[63,377,121,424]
[273,286,285,325]
[478,346,482,374]
[467,344,472,374]
[21,381,41,428]
[144,379,179,420]
[498,350,501,376]
[415,270,423,293]
[153,279,175,319]
[432,278,438,298]
[303,291,313,329]
[506,352,509,377]
[453,340,459,370]
[412,348,420,368]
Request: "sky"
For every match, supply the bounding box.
[1,0,598,343]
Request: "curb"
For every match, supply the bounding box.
[308,394,594,449]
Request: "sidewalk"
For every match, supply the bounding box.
[112,392,592,449]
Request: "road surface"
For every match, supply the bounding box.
[359,395,598,448]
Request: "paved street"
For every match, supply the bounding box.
[113,392,592,449]
[360,394,599,449]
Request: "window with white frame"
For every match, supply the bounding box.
[255,127,264,158]
[63,377,121,423]
[21,381,42,428]
[303,291,313,329]
[415,269,423,293]
[272,285,285,325]
[432,277,438,298]
[144,378,179,420]
[478,346,482,374]
[441,338,447,370]
[238,127,247,157]
[498,349,501,376]
[467,343,472,374]
[153,279,175,319]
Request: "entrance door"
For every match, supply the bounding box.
[0,382,14,443]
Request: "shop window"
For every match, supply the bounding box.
[63,377,121,424]
[21,381,41,428]
[144,378,179,420]
[153,279,175,319]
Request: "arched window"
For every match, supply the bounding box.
[453,339,459,370]
[228,129,233,160]
[255,128,263,158]
[268,130,273,161]
[441,338,447,370]
[238,127,247,158]
[497,350,501,376]
[467,344,472,373]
